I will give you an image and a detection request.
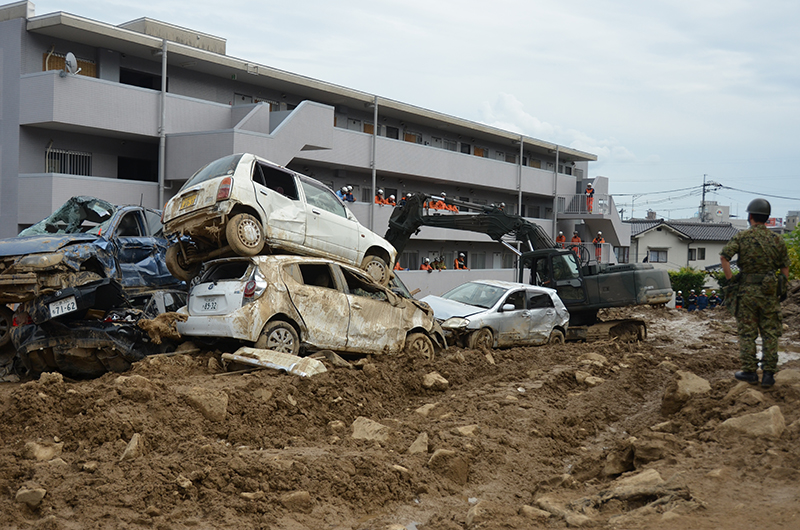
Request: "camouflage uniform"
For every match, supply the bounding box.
[720,224,790,373]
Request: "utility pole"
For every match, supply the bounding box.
[701,174,707,222]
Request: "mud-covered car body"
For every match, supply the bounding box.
[11,281,186,378]
[176,255,445,356]
[161,153,396,284]
[421,280,569,349]
[0,196,182,305]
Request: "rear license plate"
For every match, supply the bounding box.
[49,296,77,318]
[180,193,198,210]
[201,300,218,311]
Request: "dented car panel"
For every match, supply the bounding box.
[177,255,444,354]
[0,196,183,304]
[421,280,569,349]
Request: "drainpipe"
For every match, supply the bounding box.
[517,135,523,215]
[158,39,167,208]
[552,146,559,239]
[369,95,378,231]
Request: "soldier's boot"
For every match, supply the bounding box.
[734,371,759,384]
[761,372,775,388]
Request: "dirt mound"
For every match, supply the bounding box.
[1,306,799,529]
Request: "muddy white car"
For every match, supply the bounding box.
[162,153,397,285]
[421,280,569,349]
[176,255,445,358]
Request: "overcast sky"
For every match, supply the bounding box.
[34,0,800,221]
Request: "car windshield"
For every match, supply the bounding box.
[441,282,507,309]
[18,196,116,237]
[180,153,244,190]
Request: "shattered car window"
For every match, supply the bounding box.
[440,282,506,309]
[180,153,243,191]
[342,268,388,301]
[18,196,116,237]
[298,263,337,290]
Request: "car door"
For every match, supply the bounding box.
[337,265,406,353]
[525,290,558,345]
[253,162,305,246]
[491,290,529,346]
[112,209,172,290]
[298,178,360,263]
[283,261,349,350]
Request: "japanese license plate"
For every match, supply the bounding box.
[201,300,218,311]
[179,193,198,210]
[49,295,77,318]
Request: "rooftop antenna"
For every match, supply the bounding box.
[60,52,81,78]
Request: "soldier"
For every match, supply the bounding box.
[720,198,790,388]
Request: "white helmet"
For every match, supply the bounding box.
[441,192,447,197]
[347,185,353,192]
[378,189,383,194]
[424,258,430,263]
[459,253,465,257]
[678,291,682,294]
[406,193,412,197]
[598,231,603,235]
[559,231,563,235]
[341,187,347,192]
[389,195,395,200]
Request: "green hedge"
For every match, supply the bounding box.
[668,266,708,295]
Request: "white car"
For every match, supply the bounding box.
[176,255,445,358]
[421,280,569,349]
[162,153,396,284]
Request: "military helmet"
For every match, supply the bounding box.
[746,198,771,216]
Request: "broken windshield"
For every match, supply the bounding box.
[18,196,116,237]
[180,153,244,191]
[441,282,506,309]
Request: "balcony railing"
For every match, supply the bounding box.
[558,193,611,215]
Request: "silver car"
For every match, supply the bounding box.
[421,280,569,349]
[176,255,445,358]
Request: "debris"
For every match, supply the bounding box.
[661,370,711,415]
[23,441,63,461]
[718,405,786,439]
[120,433,143,461]
[352,416,391,442]
[422,371,448,390]
[178,387,229,422]
[15,487,46,508]
[407,432,429,454]
[221,347,327,377]
[138,312,187,344]
[280,490,313,513]
[427,449,469,485]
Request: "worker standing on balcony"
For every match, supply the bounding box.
[420,257,433,272]
[555,231,566,247]
[586,183,595,213]
[375,189,385,205]
[592,231,604,262]
[337,186,347,200]
[345,186,355,202]
[571,231,582,244]
[454,253,469,270]
[386,194,396,206]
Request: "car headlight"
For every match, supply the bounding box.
[17,253,64,269]
[442,317,470,329]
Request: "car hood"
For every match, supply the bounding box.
[419,295,485,320]
[0,234,100,257]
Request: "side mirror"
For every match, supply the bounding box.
[501,303,516,312]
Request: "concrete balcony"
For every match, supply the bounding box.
[17,174,159,225]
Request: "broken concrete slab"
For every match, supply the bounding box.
[718,405,786,440]
[422,371,449,390]
[223,347,327,377]
[661,370,711,415]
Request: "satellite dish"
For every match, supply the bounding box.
[61,52,82,77]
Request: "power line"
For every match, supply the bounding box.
[720,186,800,202]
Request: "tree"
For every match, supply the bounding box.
[668,267,707,295]
[784,225,800,280]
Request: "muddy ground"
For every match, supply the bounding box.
[1,285,800,529]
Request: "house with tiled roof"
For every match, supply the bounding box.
[625,219,741,272]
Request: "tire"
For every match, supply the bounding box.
[404,332,435,360]
[469,328,494,350]
[226,213,265,256]
[361,255,390,286]
[548,329,565,345]
[0,305,13,349]
[255,321,300,355]
[166,245,201,282]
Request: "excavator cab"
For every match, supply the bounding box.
[521,249,587,305]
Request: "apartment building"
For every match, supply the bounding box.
[0,1,629,280]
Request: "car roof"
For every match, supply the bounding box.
[462,279,558,296]
[203,254,368,276]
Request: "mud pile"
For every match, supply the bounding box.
[1,304,799,529]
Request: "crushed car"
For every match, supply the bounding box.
[421,280,570,349]
[11,280,186,379]
[175,255,445,358]
[161,153,397,285]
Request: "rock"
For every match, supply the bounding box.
[453,424,480,437]
[422,371,449,391]
[120,433,143,461]
[362,363,379,377]
[23,441,63,461]
[180,387,228,422]
[414,403,441,417]
[241,491,265,501]
[114,374,155,402]
[738,388,765,406]
[585,376,605,387]
[612,469,664,496]
[575,370,591,384]
[632,437,671,467]
[351,416,390,442]
[565,513,593,527]
[535,495,568,517]
[579,352,608,367]
[650,421,680,433]
[38,372,63,385]
[658,361,679,372]
[391,464,410,477]
[603,446,634,477]
[327,420,346,434]
[407,432,429,454]
[661,371,711,415]
[775,369,800,386]
[519,505,552,519]
[312,350,352,369]
[280,490,313,513]
[466,500,492,526]
[427,449,469,485]
[16,487,46,507]
[485,352,495,365]
[718,405,785,440]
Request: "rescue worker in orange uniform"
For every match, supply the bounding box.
[454,253,469,270]
[592,231,605,262]
[386,194,396,206]
[420,257,433,272]
[586,183,595,213]
[571,231,582,244]
[555,231,566,247]
[375,189,386,204]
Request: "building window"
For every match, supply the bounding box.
[444,139,458,151]
[42,53,97,77]
[529,158,542,169]
[118,157,157,182]
[404,131,422,144]
[347,118,361,131]
[364,122,377,135]
[615,247,630,264]
[688,248,706,261]
[648,249,668,263]
[385,126,399,139]
[120,68,162,90]
[430,137,443,148]
[400,251,418,270]
[505,153,517,164]
[460,142,471,154]
[473,146,488,158]
[46,149,92,176]
[472,252,486,269]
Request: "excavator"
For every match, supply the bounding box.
[384,194,673,341]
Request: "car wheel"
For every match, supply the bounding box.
[469,328,494,350]
[165,245,201,282]
[548,329,565,345]
[361,255,390,286]
[404,332,435,360]
[0,305,13,349]
[255,321,300,355]
[226,213,265,256]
